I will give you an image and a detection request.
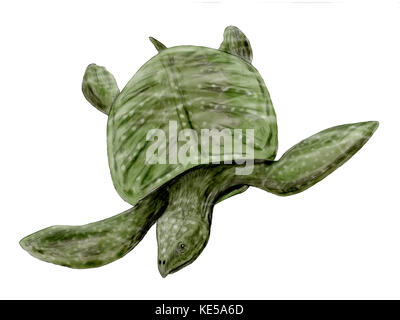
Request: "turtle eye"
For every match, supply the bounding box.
[177,242,186,253]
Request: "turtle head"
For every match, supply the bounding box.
[157,215,209,277]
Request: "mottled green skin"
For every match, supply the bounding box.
[107,45,277,206]
[157,167,224,277]
[156,121,378,276]
[20,191,168,268]
[219,26,253,63]
[20,26,378,277]
[20,121,378,272]
[82,64,119,115]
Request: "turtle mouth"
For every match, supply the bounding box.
[158,248,205,277]
[159,266,168,278]
[161,260,193,278]
[157,254,195,277]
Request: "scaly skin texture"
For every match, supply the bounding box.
[156,121,378,276]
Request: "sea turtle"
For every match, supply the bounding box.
[20,26,378,277]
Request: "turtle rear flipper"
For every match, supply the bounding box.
[219,26,253,63]
[82,64,120,115]
[237,121,379,195]
[20,191,167,268]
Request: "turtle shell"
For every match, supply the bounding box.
[107,45,278,205]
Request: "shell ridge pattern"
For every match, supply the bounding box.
[159,51,195,131]
[107,46,278,205]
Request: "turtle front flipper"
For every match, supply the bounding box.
[219,26,253,63]
[20,191,168,268]
[82,64,120,115]
[235,121,379,195]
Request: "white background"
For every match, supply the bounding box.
[0,0,399,299]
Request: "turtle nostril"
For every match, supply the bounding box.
[162,260,166,265]
[158,259,161,265]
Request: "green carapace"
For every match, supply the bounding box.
[20,26,379,277]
